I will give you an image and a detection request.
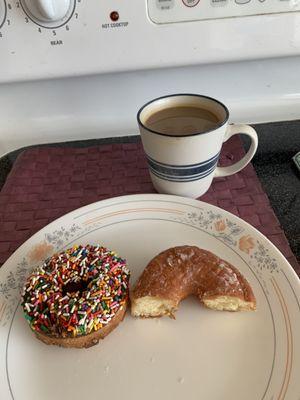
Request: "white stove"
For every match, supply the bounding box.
[0,0,300,156]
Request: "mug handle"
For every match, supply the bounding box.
[214,124,258,177]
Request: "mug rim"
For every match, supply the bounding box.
[137,93,230,138]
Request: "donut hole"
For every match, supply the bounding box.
[62,280,89,296]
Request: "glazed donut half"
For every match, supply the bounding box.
[131,246,256,318]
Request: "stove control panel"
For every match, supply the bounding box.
[1,0,300,83]
[149,0,300,23]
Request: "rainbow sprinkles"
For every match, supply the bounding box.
[21,245,130,338]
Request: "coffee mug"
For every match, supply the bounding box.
[137,94,258,198]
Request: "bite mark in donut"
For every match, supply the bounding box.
[131,246,256,318]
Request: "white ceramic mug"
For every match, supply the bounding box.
[137,94,258,198]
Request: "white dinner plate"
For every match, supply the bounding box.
[0,194,299,400]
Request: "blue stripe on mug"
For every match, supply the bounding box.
[149,164,216,182]
[146,152,220,183]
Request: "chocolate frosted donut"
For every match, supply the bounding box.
[22,245,130,348]
[131,246,256,318]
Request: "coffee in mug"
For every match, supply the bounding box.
[145,106,220,136]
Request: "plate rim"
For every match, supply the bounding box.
[1,193,299,286]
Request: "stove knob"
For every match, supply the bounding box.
[22,0,71,22]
